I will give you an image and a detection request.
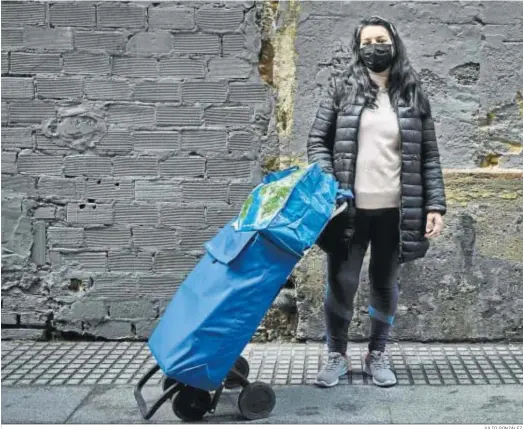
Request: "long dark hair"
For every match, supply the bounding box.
[336,16,431,117]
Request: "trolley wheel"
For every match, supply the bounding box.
[238,381,276,421]
[224,356,250,389]
[161,376,177,392]
[172,386,212,422]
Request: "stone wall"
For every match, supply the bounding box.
[1,1,274,340]
[269,1,523,342]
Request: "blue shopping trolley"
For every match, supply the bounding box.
[134,163,352,422]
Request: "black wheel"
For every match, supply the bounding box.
[238,381,276,421]
[172,386,212,422]
[224,356,250,389]
[161,376,177,392]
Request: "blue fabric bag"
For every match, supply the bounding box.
[148,163,339,391]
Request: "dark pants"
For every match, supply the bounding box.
[325,208,400,354]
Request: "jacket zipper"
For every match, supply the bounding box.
[395,106,404,263]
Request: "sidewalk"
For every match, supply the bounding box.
[2,341,523,424]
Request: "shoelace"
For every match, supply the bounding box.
[371,352,389,370]
[325,355,342,371]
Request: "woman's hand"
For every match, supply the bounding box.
[425,211,444,239]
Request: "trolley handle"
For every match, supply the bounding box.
[134,364,180,420]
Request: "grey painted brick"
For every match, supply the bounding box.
[157,105,202,127]
[75,31,126,52]
[160,156,205,178]
[2,175,37,196]
[88,275,138,300]
[106,104,155,127]
[159,204,205,229]
[9,101,56,124]
[1,52,8,74]
[132,227,177,248]
[135,319,156,338]
[85,178,134,202]
[1,151,17,174]
[113,156,158,178]
[1,313,17,325]
[114,203,158,226]
[1,329,45,340]
[1,127,33,150]
[127,31,173,54]
[1,102,7,125]
[230,83,269,103]
[480,1,523,24]
[181,129,227,153]
[89,321,131,338]
[229,131,254,151]
[98,130,133,155]
[132,131,179,152]
[173,33,220,54]
[84,226,131,248]
[1,2,46,26]
[64,52,110,75]
[209,57,252,79]
[112,57,158,78]
[134,80,180,102]
[206,205,240,227]
[148,6,195,30]
[195,7,243,33]
[223,33,246,55]
[64,155,112,177]
[34,206,56,219]
[182,181,228,203]
[50,2,96,27]
[32,221,46,265]
[39,177,82,200]
[2,28,24,49]
[48,227,84,249]
[60,252,107,271]
[67,203,114,225]
[137,274,182,299]
[18,153,62,176]
[204,107,251,126]
[10,53,62,75]
[229,182,253,203]
[109,300,156,319]
[108,249,152,272]
[181,81,227,104]
[2,103,8,125]
[154,250,198,274]
[179,228,216,252]
[207,159,253,179]
[98,3,145,28]
[135,180,181,201]
[159,57,204,79]
[35,132,69,155]
[24,27,73,50]
[37,77,83,100]
[1,78,34,99]
[85,79,132,100]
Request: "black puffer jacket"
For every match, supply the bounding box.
[308,79,446,263]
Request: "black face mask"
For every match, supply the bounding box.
[360,43,393,73]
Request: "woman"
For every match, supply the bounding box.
[307,16,446,388]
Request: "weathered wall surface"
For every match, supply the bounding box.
[274,1,523,342]
[2,1,522,342]
[1,0,273,340]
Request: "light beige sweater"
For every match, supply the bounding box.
[354,70,401,210]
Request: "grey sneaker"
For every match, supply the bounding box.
[364,350,397,387]
[314,352,350,388]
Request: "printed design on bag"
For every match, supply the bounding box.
[236,169,303,230]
